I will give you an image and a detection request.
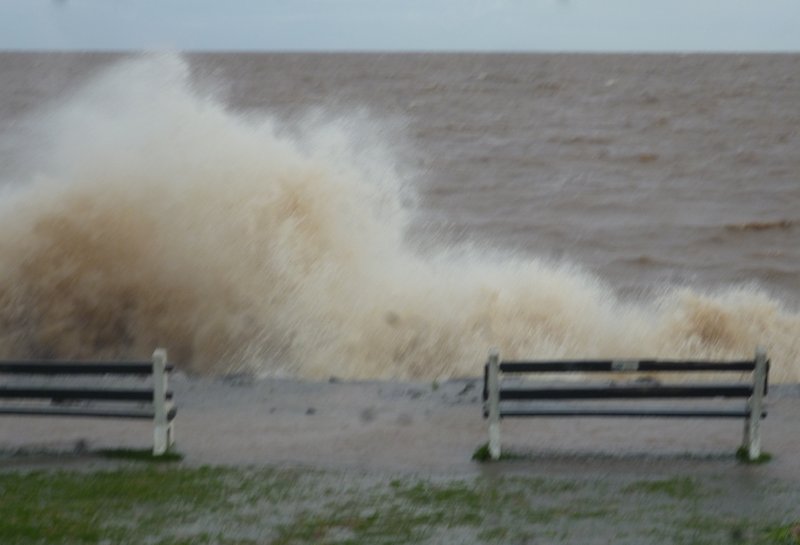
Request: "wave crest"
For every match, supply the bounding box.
[0,55,798,382]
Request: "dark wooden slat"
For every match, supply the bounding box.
[0,387,174,402]
[497,408,767,418]
[499,384,752,400]
[0,405,177,420]
[0,361,175,375]
[0,407,154,419]
[499,360,755,373]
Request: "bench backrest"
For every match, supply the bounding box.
[483,352,769,408]
[0,352,175,421]
[481,347,770,461]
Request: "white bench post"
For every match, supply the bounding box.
[487,348,501,460]
[745,347,767,460]
[152,348,173,455]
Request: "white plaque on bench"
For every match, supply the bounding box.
[611,360,639,372]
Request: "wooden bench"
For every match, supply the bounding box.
[0,348,176,455]
[482,347,769,461]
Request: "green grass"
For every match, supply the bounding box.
[471,442,492,462]
[470,442,523,462]
[735,446,773,464]
[764,522,800,545]
[0,466,233,544]
[0,465,794,544]
[623,477,701,499]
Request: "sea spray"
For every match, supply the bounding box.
[0,55,798,381]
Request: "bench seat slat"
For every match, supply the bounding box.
[499,361,756,373]
[499,384,752,400]
[498,408,766,418]
[0,406,177,420]
[0,407,153,419]
[0,387,174,402]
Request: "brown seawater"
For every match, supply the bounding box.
[0,52,797,381]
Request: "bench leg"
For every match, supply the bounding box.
[488,349,501,460]
[747,411,761,461]
[744,347,767,460]
[153,420,175,456]
[154,423,170,456]
[741,414,750,451]
[489,421,501,460]
[152,348,171,456]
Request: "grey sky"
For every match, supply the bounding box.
[1,0,798,51]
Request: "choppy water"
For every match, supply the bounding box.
[0,52,797,381]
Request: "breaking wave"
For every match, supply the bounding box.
[0,55,798,382]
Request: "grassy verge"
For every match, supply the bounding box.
[471,442,523,462]
[735,446,773,464]
[0,465,795,544]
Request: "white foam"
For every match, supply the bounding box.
[0,55,797,382]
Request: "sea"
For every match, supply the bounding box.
[0,52,797,381]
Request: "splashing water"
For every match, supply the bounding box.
[0,55,797,381]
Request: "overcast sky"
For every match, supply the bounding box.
[1,0,798,52]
